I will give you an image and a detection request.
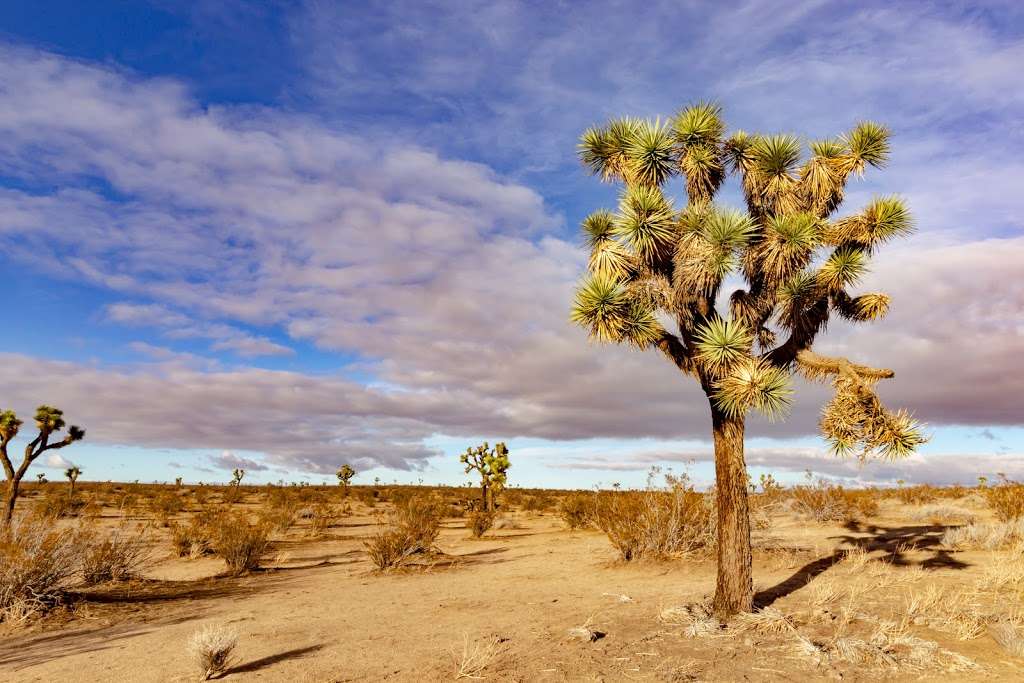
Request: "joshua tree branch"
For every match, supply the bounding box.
[795,349,894,382]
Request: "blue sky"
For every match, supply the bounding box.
[0,1,1022,488]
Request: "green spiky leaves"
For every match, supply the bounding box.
[571,274,663,348]
[579,117,643,182]
[627,119,676,188]
[694,318,753,376]
[751,213,820,284]
[0,410,22,441]
[34,405,66,432]
[614,184,677,264]
[752,135,802,178]
[843,121,890,174]
[673,102,726,148]
[713,358,793,420]
[827,196,913,250]
[817,246,867,291]
[582,210,632,278]
[675,207,756,294]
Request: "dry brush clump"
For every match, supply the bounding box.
[188,623,238,680]
[209,512,272,576]
[0,516,87,622]
[593,474,713,561]
[942,517,1024,551]
[558,492,594,530]
[466,509,495,538]
[788,477,878,523]
[364,494,445,570]
[985,476,1024,522]
[81,522,152,585]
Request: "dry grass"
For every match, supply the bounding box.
[188,623,238,680]
[451,633,503,678]
[907,503,975,525]
[467,509,495,538]
[942,517,1024,551]
[989,621,1024,658]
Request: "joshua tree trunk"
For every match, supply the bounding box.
[481,483,490,512]
[710,404,753,618]
[2,479,19,528]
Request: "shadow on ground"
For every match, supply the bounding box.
[754,521,970,608]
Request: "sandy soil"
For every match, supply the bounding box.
[1,495,1022,682]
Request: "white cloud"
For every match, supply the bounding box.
[0,40,1020,477]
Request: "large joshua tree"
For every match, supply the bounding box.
[572,104,925,617]
[0,405,86,527]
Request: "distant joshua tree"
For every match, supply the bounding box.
[65,466,82,499]
[0,405,85,527]
[460,442,511,512]
[231,469,245,486]
[175,476,184,488]
[572,103,924,617]
[36,473,47,485]
[336,464,356,489]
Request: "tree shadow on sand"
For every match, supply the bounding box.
[753,521,970,609]
[223,644,325,676]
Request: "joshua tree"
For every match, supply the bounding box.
[460,442,511,512]
[231,468,245,486]
[175,476,184,488]
[336,464,356,489]
[36,473,47,485]
[0,406,86,527]
[572,104,924,617]
[65,466,82,499]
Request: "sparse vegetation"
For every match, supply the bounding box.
[460,442,510,512]
[364,494,444,570]
[558,492,593,530]
[210,513,272,575]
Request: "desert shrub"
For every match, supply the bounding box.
[559,492,594,530]
[986,477,1024,521]
[790,479,878,522]
[81,523,151,585]
[259,488,299,532]
[593,476,712,561]
[0,517,88,621]
[942,518,1024,551]
[467,509,495,538]
[895,484,937,505]
[522,494,554,514]
[34,490,84,519]
[307,501,336,537]
[209,513,271,575]
[148,490,185,526]
[908,504,976,526]
[189,623,238,680]
[220,485,243,505]
[364,494,444,570]
[170,506,220,558]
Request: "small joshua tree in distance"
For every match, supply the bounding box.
[336,464,356,489]
[0,405,85,527]
[573,104,924,617]
[231,468,245,487]
[36,472,47,485]
[65,465,82,499]
[460,442,511,512]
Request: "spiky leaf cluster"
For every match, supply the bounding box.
[460,441,511,491]
[572,104,923,459]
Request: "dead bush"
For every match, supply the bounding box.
[364,494,444,570]
[558,492,593,530]
[942,518,1024,551]
[593,475,712,561]
[209,513,272,575]
[170,507,219,558]
[148,490,185,526]
[81,523,152,585]
[467,509,495,538]
[189,623,238,680]
[0,516,88,621]
[790,479,877,523]
[308,501,336,537]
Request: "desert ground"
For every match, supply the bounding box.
[1,481,1023,682]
